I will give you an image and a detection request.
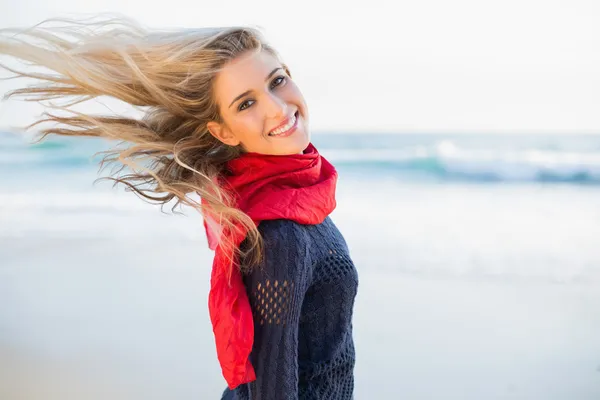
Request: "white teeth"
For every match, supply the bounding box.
[269,113,297,136]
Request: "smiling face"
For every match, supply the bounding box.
[206,49,310,156]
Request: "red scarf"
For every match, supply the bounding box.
[201,142,337,389]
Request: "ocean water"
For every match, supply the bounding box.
[3,131,600,184]
[1,131,600,399]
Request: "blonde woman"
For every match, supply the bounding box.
[0,15,359,399]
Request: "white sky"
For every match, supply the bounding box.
[0,0,599,133]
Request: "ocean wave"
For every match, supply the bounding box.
[3,132,600,184]
[0,133,111,168]
[326,140,600,183]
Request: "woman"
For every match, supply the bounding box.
[0,15,359,399]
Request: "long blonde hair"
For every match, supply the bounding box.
[0,14,288,270]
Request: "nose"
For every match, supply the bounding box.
[264,92,288,120]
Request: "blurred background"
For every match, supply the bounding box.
[1,1,600,399]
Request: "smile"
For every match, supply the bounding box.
[268,111,299,137]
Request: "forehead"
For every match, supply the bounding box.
[213,50,281,103]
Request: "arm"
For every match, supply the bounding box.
[243,222,311,400]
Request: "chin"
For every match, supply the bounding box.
[292,134,310,155]
[274,133,310,156]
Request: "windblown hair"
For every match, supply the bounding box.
[0,14,289,270]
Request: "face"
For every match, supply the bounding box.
[207,50,310,156]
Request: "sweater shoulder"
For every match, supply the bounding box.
[257,217,350,259]
[240,216,352,278]
[239,219,314,285]
[257,219,314,262]
[257,218,313,242]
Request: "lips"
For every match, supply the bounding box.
[268,111,299,136]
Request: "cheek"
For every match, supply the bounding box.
[232,113,265,139]
[287,83,308,112]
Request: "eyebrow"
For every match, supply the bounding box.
[228,67,283,109]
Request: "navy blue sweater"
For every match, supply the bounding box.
[221,216,358,400]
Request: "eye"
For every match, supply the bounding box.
[238,99,255,111]
[270,75,287,89]
[237,76,287,112]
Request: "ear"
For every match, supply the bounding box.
[206,121,241,147]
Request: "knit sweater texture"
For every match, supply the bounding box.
[220,216,358,400]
